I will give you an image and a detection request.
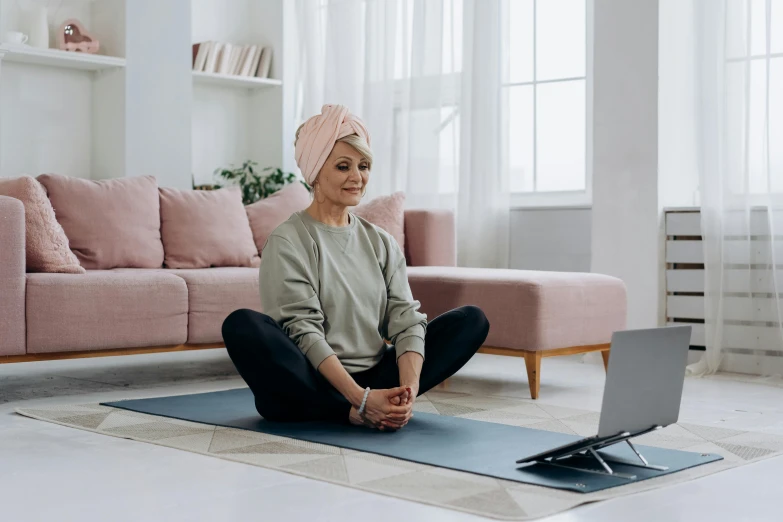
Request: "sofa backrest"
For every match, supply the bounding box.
[403,209,456,267]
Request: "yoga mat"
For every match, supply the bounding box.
[103,388,722,493]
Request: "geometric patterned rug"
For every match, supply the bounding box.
[16,388,783,520]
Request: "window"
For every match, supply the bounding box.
[308,0,591,207]
[506,0,590,206]
[724,0,783,196]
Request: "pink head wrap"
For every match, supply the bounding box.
[295,104,371,186]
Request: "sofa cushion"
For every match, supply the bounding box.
[406,266,627,352]
[245,182,311,253]
[37,174,164,269]
[160,187,260,269]
[26,270,188,353]
[353,191,405,248]
[0,176,84,274]
[114,267,262,344]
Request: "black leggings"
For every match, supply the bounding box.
[221,305,490,423]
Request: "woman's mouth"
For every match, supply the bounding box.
[344,188,360,194]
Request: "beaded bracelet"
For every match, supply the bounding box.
[357,387,371,415]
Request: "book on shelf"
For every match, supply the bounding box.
[192,41,212,71]
[225,45,242,74]
[248,46,263,77]
[239,45,258,76]
[232,45,250,75]
[217,43,234,74]
[192,40,274,79]
[256,47,272,78]
[203,42,222,73]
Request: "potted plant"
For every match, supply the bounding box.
[213,160,310,205]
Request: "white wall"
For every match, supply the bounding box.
[0,63,92,179]
[280,0,298,174]
[0,0,96,179]
[249,0,284,172]
[658,0,699,209]
[191,0,286,186]
[125,0,192,189]
[591,0,660,329]
[192,86,252,184]
[509,207,592,272]
[91,0,126,180]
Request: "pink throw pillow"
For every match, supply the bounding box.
[0,176,85,274]
[37,174,164,270]
[353,191,406,248]
[245,182,312,253]
[160,187,260,269]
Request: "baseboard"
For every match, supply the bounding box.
[0,342,225,364]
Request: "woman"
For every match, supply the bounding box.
[222,104,489,431]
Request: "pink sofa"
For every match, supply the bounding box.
[0,195,626,398]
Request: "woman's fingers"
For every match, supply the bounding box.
[385,386,408,399]
[386,411,414,423]
[382,414,413,430]
[384,404,412,415]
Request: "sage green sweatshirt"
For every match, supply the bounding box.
[258,209,427,374]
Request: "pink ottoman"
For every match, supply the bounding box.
[407,266,627,399]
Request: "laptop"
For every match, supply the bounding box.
[516,325,692,465]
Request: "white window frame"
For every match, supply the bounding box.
[509,0,594,209]
[723,55,783,204]
[385,0,594,209]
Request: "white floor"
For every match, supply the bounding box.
[2,350,783,522]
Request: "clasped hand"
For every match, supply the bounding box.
[361,386,416,431]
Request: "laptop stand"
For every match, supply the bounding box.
[518,426,669,480]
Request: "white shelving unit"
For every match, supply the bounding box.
[0,0,293,189]
[192,70,281,90]
[190,0,287,186]
[0,0,129,182]
[0,44,125,71]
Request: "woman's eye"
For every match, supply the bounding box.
[359,164,369,171]
[337,165,349,171]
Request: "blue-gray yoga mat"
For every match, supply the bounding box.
[103,388,722,493]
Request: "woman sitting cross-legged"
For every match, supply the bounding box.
[222,104,490,431]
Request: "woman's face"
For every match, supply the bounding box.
[314,141,370,207]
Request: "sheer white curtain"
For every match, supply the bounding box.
[690,0,783,375]
[294,0,510,268]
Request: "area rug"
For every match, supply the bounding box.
[99,387,722,493]
[16,389,783,520]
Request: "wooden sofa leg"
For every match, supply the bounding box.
[601,350,610,371]
[522,351,542,400]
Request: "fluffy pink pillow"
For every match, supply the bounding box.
[0,176,85,274]
[245,182,312,253]
[36,174,164,270]
[160,187,260,269]
[353,191,406,248]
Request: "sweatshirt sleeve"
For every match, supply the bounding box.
[259,235,335,369]
[383,240,428,361]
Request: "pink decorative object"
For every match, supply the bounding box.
[245,182,311,254]
[57,19,99,54]
[352,191,406,249]
[0,176,85,274]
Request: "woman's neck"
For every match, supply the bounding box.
[306,202,351,227]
